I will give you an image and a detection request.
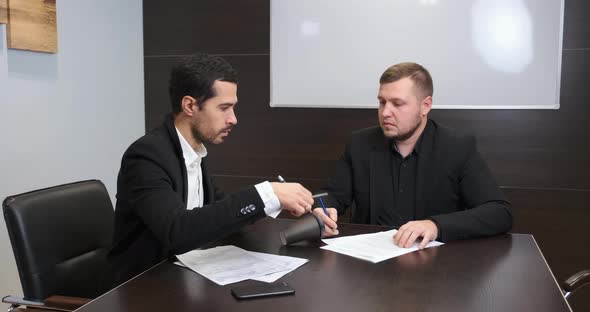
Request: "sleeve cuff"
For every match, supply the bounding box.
[428,217,442,240]
[255,181,281,218]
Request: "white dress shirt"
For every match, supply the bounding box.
[176,128,207,210]
[175,128,281,217]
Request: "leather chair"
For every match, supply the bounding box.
[563,269,590,299]
[2,180,114,311]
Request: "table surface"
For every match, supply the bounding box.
[76,218,571,312]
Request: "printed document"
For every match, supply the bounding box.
[176,245,307,285]
[321,229,443,263]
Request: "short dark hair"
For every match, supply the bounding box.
[168,54,238,113]
[379,62,433,100]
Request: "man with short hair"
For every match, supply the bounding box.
[105,54,337,288]
[316,62,512,248]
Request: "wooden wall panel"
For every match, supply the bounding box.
[0,0,7,24]
[562,0,590,49]
[143,0,269,56]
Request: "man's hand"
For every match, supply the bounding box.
[270,182,314,217]
[313,207,339,237]
[393,220,438,249]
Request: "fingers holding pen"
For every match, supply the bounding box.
[271,182,314,216]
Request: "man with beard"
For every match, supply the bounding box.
[104,54,337,289]
[315,62,512,249]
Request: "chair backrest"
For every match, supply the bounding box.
[3,180,114,301]
[563,269,590,300]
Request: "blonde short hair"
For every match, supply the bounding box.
[379,62,433,100]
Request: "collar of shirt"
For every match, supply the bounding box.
[389,120,433,157]
[175,128,208,169]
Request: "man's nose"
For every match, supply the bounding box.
[228,110,237,125]
[381,103,394,117]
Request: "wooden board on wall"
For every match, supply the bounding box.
[7,0,57,53]
[0,0,8,24]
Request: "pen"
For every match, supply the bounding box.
[318,197,329,217]
[278,175,329,216]
[312,192,328,198]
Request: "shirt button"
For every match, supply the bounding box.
[402,163,407,168]
[399,189,404,193]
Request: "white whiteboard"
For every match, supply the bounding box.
[270,0,564,109]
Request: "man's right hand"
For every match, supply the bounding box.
[270,182,314,217]
[313,207,339,237]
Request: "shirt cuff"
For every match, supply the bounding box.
[255,181,281,218]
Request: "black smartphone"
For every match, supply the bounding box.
[231,282,295,299]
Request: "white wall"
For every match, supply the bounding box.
[0,0,144,297]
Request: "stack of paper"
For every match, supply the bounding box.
[176,245,308,285]
[321,229,443,263]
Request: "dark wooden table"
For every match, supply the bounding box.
[76,218,571,312]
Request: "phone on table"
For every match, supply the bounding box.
[231,281,295,299]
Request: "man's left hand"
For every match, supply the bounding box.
[393,220,438,249]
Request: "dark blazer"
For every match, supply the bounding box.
[320,119,512,242]
[104,114,266,288]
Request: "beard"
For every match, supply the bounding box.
[190,123,210,144]
[384,115,423,141]
[190,122,233,145]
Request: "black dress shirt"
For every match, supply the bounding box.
[377,125,428,226]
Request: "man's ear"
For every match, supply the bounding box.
[181,96,198,116]
[421,96,433,117]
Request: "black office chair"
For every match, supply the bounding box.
[2,180,114,312]
[563,269,590,299]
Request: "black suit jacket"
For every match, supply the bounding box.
[104,114,266,288]
[320,120,512,242]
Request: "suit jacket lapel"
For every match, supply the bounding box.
[164,114,189,205]
[415,120,436,220]
[201,159,214,204]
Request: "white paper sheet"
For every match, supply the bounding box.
[248,251,307,282]
[176,245,307,285]
[321,229,443,263]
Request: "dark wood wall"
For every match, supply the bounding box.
[144,1,590,309]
